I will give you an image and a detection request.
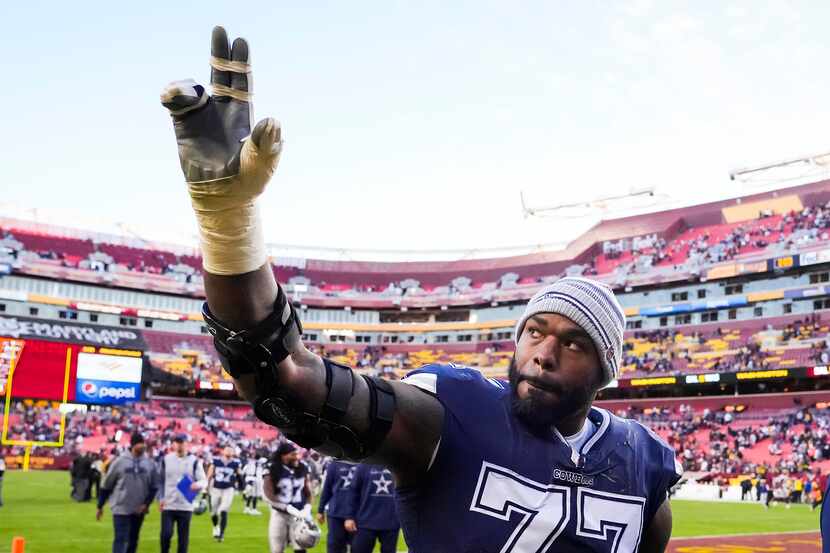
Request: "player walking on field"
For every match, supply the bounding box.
[207,445,240,542]
[344,464,400,553]
[242,453,262,514]
[161,26,681,552]
[96,433,158,553]
[262,442,315,553]
[159,434,208,553]
[317,459,356,553]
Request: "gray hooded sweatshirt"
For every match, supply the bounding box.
[100,453,159,516]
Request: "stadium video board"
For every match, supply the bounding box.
[1,337,80,400]
[0,336,143,404]
[75,351,142,404]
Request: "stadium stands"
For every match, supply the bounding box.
[6,178,830,515]
[5,179,830,308]
[619,313,829,378]
[5,390,830,508]
[143,330,224,383]
[2,398,278,458]
[602,393,830,480]
[136,309,830,385]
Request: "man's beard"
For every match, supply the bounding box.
[508,356,594,431]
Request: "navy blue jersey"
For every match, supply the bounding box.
[346,464,400,531]
[211,458,240,490]
[268,457,309,510]
[396,364,682,553]
[318,460,357,519]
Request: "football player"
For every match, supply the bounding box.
[262,442,313,553]
[344,464,399,553]
[242,455,262,515]
[161,26,681,553]
[317,460,356,553]
[256,452,269,507]
[207,445,240,542]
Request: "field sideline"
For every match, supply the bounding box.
[0,471,820,552]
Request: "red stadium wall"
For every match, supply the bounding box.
[4,338,80,401]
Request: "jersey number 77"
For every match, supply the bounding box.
[470,462,646,553]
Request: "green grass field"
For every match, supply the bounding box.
[0,471,820,552]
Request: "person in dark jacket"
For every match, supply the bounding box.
[71,452,92,502]
[97,433,159,553]
[344,464,400,553]
[317,460,356,553]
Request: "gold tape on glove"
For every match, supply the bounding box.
[209,56,252,73]
[211,84,253,102]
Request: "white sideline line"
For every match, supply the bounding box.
[672,529,819,540]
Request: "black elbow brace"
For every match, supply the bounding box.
[201,285,395,458]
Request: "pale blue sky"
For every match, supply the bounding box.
[2,1,830,256]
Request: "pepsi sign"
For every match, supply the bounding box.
[76,378,141,405]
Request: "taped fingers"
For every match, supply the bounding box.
[160,79,208,116]
[209,56,250,74]
[209,30,253,102]
[251,118,281,153]
[210,26,232,96]
[230,37,251,94]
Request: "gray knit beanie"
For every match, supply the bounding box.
[514,277,625,387]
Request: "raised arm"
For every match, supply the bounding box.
[161,26,442,484]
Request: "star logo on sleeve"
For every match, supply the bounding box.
[372,472,393,495]
[341,467,355,489]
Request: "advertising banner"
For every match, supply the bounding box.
[0,315,145,349]
[74,352,142,405]
[76,352,142,383]
[76,378,141,404]
[3,454,73,470]
[800,248,830,267]
[768,255,799,271]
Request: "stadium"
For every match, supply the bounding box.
[1,173,828,551]
[5,3,830,549]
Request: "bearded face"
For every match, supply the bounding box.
[509,313,603,432]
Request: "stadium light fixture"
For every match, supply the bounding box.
[520,186,658,219]
[729,150,830,187]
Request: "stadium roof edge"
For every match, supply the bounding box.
[3,178,830,270]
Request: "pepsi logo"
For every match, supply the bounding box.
[99,386,136,399]
[82,381,98,395]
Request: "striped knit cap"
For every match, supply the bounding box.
[514,277,625,387]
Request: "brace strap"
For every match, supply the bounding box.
[201,284,302,379]
[362,376,396,454]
